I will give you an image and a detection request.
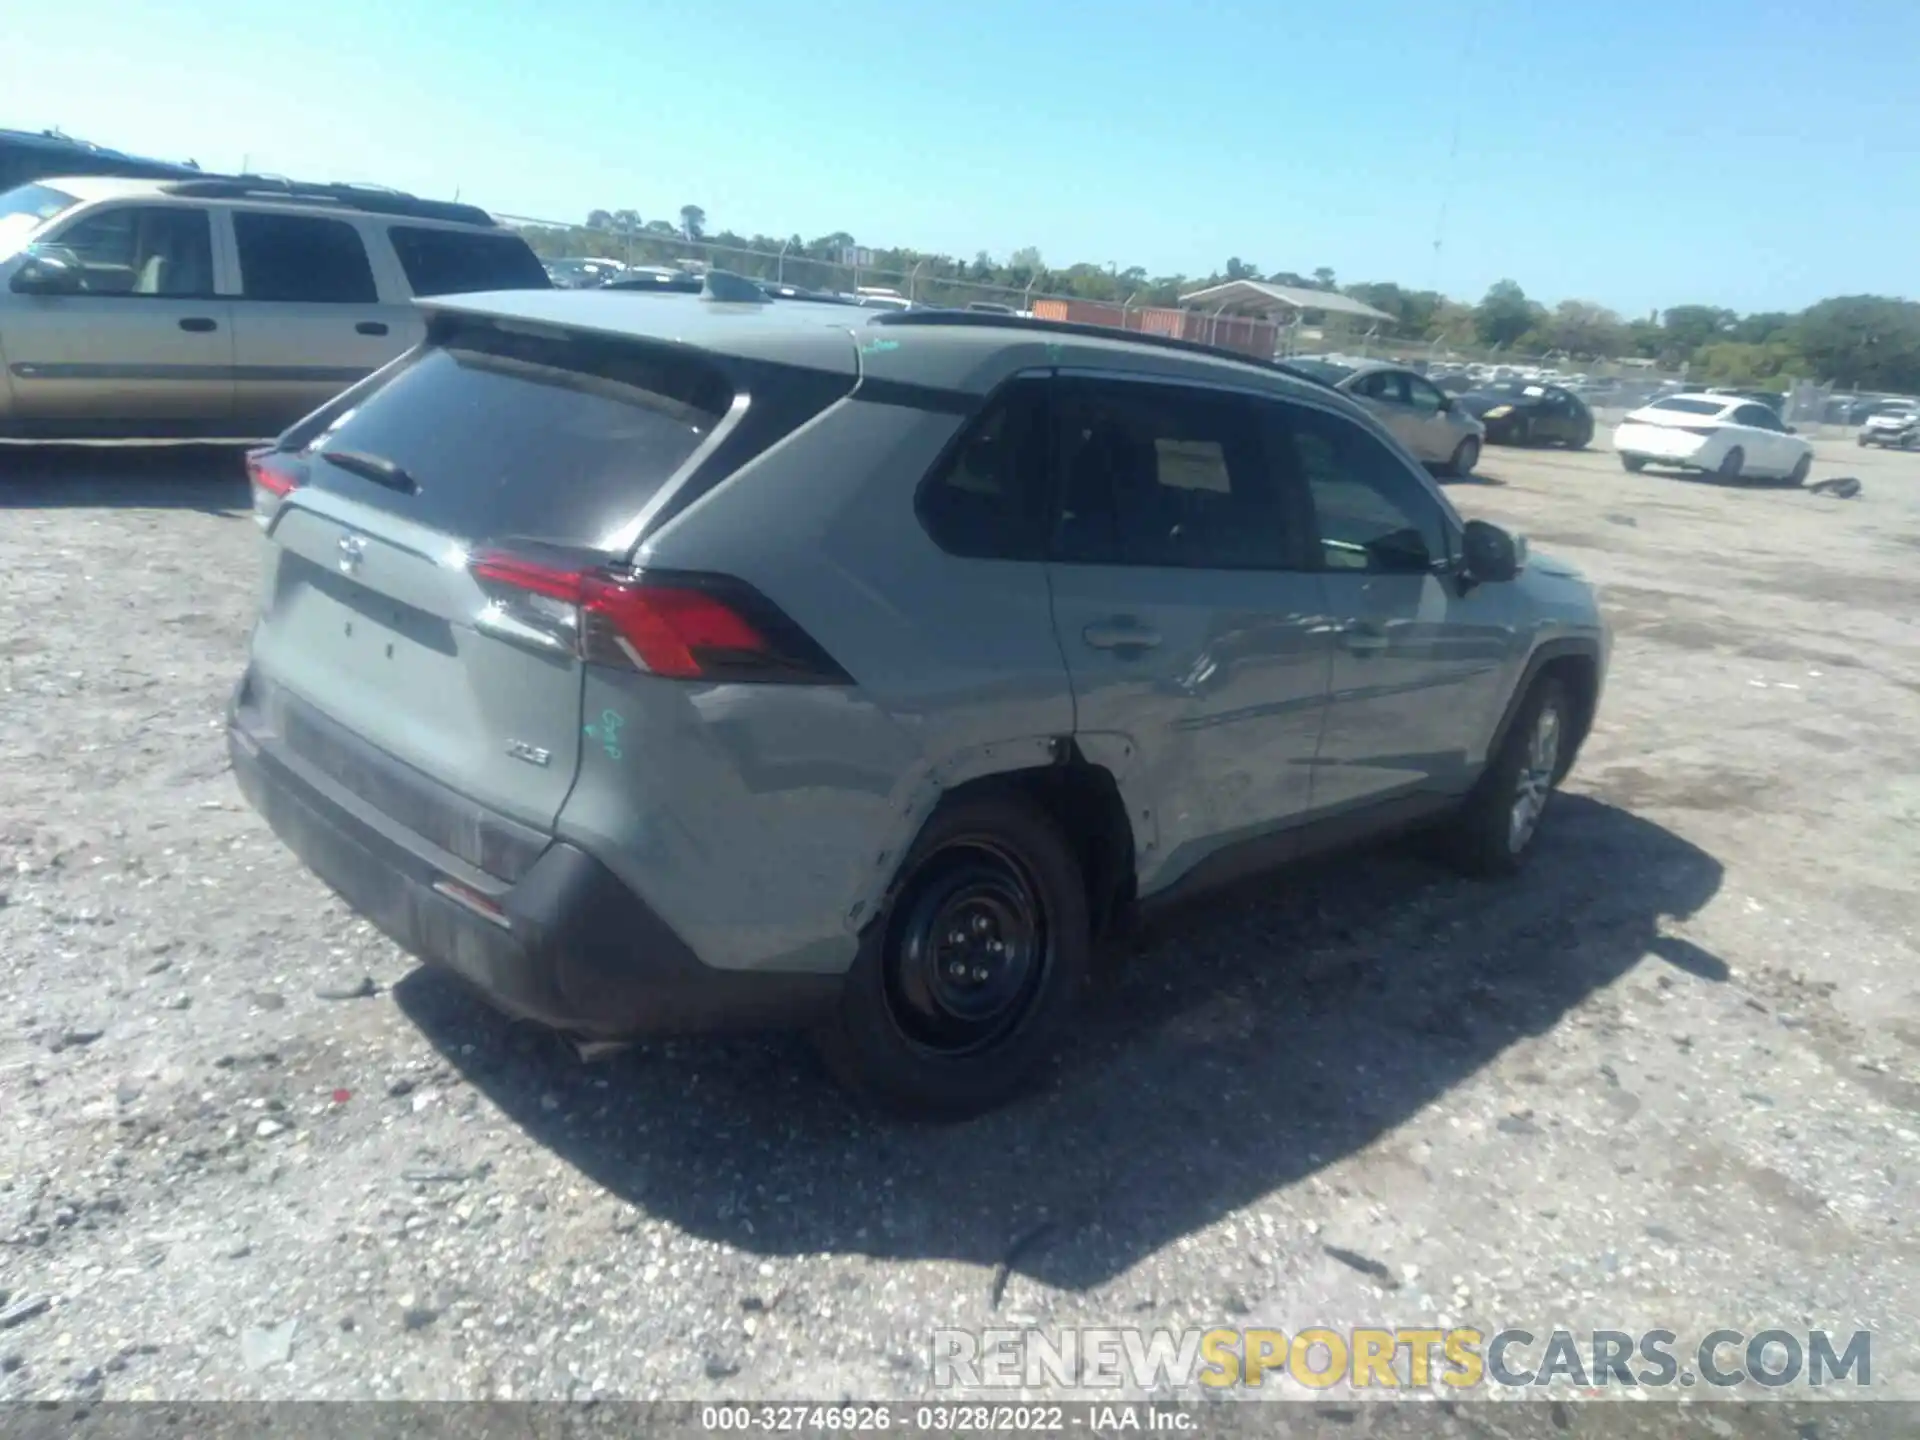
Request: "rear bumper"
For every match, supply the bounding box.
[227,687,841,1036]
[1611,423,1710,467]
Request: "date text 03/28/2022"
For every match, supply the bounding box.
[701,1405,1190,1432]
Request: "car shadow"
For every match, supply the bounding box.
[395,794,1724,1292]
[0,445,251,515]
[1656,470,1807,491]
[1437,470,1506,487]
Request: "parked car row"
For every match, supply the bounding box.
[540,256,968,311]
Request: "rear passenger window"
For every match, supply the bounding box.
[917,379,1051,560]
[1272,402,1447,575]
[1052,378,1299,570]
[388,226,552,296]
[234,211,378,303]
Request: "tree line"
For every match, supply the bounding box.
[521,207,1920,394]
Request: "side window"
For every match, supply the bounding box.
[1349,371,1390,401]
[1052,378,1299,570]
[1733,404,1779,431]
[1273,402,1447,575]
[1405,375,1447,413]
[388,226,552,297]
[917,378,1052,561]
[233,211,378,303]
[45,206,213,296]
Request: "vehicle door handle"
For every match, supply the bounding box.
[1083,620,1162,652]
[356,321,389,336]
[177,317,218,333]
[1340,624,1390,655]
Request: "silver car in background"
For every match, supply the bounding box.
[1287,357,1486,476]
[0,175,548,442]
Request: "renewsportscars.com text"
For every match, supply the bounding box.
[932,1326,1872,1391]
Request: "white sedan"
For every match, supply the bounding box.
[1612,393,1814,483]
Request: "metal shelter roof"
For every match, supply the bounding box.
[1178,279,1395,324]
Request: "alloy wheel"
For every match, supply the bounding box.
[1507,702,1562,854]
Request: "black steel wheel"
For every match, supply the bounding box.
[883,837,1048,1057]
[816,793,1091,1117]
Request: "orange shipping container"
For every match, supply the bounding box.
[1029,298,1277,361]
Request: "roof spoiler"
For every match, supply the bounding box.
[701,270,770,304]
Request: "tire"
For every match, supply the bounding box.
[814,792,1090,1118]
[1515,417,1534,446]
[1856,433,1870,447]
[1446,676,1570,878]
[1448,436,1481,478]
[1567,422,1593,451]
[1786,452,1812,487]
[1621,454,1647,473]
[1717,446,1744,481]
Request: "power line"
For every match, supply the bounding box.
[1430,0,1483,295]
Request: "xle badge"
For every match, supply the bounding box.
[505,740,552,768]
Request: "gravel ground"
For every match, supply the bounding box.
[0,436,1916,1406]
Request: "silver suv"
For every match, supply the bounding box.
[228,290,1609,1115]
[0,175,547,442]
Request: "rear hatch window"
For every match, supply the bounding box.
[389,226,553,296]
[303,319,733,546]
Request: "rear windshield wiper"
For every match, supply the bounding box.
[322,448,418,495]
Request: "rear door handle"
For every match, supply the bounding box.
[177,317,218,333]
[1083,620,1162,652]
[356,321,389,336]
[1340,624,1390,655]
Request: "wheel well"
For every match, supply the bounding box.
[1536,652,1599,776]
[935,752,1136,940]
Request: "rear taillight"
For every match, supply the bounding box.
[247,450,306,528]
[469,548,849,684]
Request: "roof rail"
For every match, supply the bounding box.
[865,308,1335,387]
[158,175,496,228]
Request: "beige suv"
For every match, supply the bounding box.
[0,175,549,442]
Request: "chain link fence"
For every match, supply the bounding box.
[497,214,1056,311]
[500,214,1890,436]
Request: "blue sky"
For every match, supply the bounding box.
[8,0,1916,316]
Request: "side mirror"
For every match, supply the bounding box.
[10,246,84,296]
[1461,518,1522,584]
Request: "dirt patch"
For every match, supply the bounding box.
[1590,762,1778,813]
